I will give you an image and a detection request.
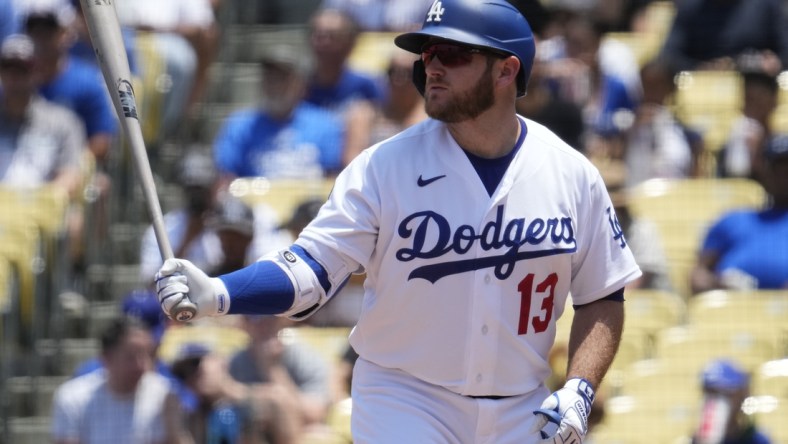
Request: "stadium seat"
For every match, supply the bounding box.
[157,324,250,364]
[687,290,788,357]
[673,70,743,159]
[745,395,788,443]
[627,178,767,297]
[348,32,400,76]
[591,391,698,444]
[625,288,686,336]
[752,359,788,400]
[654,325,778,375]
[229,177,335,225]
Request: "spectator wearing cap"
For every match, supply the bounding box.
[51,316,191,444]
[170,342,301,444]
[213,42,345,181]
[20,0,118,165]
[206,195,257,276]
[692,359,772,444]
[139,150,223,285]
[691,133,788,293]
[0,33,84,196]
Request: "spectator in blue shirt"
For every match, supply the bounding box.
[214,43,345,183]
[691,133,788,293]
[0,0,18,43]
[22,1,117,165]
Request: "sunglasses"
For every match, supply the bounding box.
[421,44,483,68]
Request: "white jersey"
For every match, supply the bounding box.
[295,116,641,397]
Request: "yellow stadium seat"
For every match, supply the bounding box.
[687,290,788,356]
[593,392,698,444]
[229,177,335,225]
[348,32,400,76]
[157,324,250,364]
[627,178,767,297]
[673,70,743,156]
[625,288,686,336]
[616,359,704,403]
[752,359,788,399]
[654,325,778,375]
[745,395,788,443]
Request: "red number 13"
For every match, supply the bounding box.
[517,273,557,335]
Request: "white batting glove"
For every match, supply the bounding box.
[531,378,595,443]
[155,258,230,320]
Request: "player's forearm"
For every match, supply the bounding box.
[219,245,331,317]
[565,298,624,389]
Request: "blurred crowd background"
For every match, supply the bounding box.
[1,0,788,442]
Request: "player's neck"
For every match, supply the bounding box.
[447,112,521,159]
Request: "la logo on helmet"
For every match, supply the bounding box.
[426,0,445,22]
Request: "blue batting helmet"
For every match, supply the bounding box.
[394,0,535,97]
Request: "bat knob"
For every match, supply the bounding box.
[172,298,197,322]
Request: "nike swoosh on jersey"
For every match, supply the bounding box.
[417,174,446,187]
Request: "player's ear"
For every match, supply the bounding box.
[494,55,521,92]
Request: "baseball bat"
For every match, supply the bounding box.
[79,0,197,322]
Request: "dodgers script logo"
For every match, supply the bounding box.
[396,205,577,283]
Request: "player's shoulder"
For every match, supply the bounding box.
[364,118,445,156]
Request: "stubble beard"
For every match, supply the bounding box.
[425,64,495,123]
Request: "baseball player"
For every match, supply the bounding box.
[156,0,642,442]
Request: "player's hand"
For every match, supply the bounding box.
[155,258,230,320]
[530,378,595,443]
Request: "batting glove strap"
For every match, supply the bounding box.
[531,378,595,443]
[155,258,230,320]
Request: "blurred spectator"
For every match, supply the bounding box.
[229,315,333,439]
[539,7,642,100]
[51,316,190,444]
[114,0,219,144]
[213,43,345,181]
[659,0,788,76]
[690,133,788,294]
[0,0,18,42]
[205,195,257,276]
[342,47,427,163]
[67,0,139,76]
[71,290,199,414]
[171,342,301,444]
[0,33,84,197]
[306,9,384,115]
[541,13,638,150]
[620,58,701,186]
[692,359,772,444]
[719,71,780,179]
[516,43,585,150]
[139,149,222,285]
[319,0,430,31]
[21,0,118,165]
